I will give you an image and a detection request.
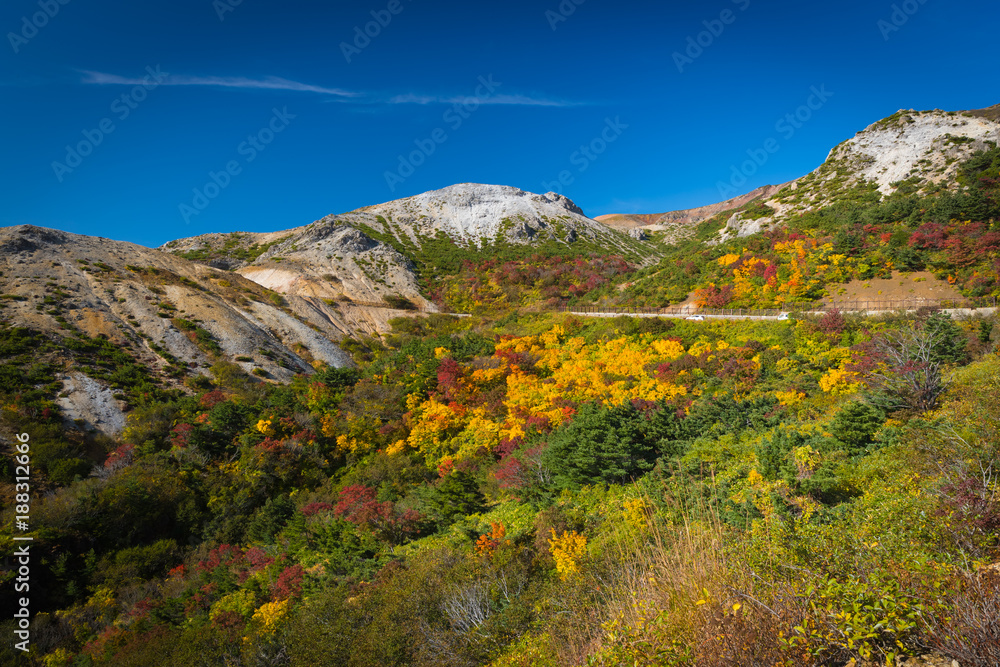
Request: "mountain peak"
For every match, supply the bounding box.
[161,183,656,308]
[361,182,586,225]
[831,107,1000,195]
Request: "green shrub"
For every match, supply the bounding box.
[829,402,885,453]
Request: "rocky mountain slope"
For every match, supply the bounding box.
[600,105,1000,245]
[6,106,997,434]
[163,221,427,308]
[354,183,616,247]
[595,183,789,239]
[0,186,655,434]
[163,184,656,299]
[0,225,390,432]
[584,103,1000,310]
[719,106,1000,242]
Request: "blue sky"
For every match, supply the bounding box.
[0,0,997,247]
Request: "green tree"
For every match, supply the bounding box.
[246,494,296,544]
[424,470,485,527]
[925,312,968,365]
[542,403,660,489]
[830,402,885,454]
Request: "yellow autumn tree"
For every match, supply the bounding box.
[548,529,587,579]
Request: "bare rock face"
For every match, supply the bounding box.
[594,105,1000,248]
[55,373,126,436]
[714,211,773,245]
[163,219,426,307]
[831,110,999,195]
[351,183,638,252]
[757,108,1000,227]
[162,184,657,310]
[0,224,369,435]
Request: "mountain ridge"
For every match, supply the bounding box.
[598,104,1000,245]
[163,183,658,300]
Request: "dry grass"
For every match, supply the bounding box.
[583,511,823,667]
[924,568,1000,666]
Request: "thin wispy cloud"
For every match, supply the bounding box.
[78,71,583,107]
[386,93,581,107]
[79,71,360,98]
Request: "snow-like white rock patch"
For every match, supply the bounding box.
[363,183,593,244]
[834,111,1000,195]
[56,372,126,435]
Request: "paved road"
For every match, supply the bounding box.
[567,307,998,322]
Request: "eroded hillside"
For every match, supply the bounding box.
[0,225,392,432]
[164,184,658,299]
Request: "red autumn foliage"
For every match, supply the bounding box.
[816,309,847,335]
[437,458,455,478]
[170,422,194,449]
[698,284,735,308]
[301,502,334,517]
[273,564,305,600]
[495,445,546,491]
[436,358,465,401]
[199,390,227,409]
[496,436,524,460]
[333,485,422,544]
[103,443,135,472]
[244,547,275,572]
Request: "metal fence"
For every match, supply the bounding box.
[806,297,998,312]
[321,296,998,318]
[564,304,784,317]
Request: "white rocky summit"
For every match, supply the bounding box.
[353,183,601,247]
[711,107,1000,243]
[831,109,1000,195]
[163,183,654,308]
